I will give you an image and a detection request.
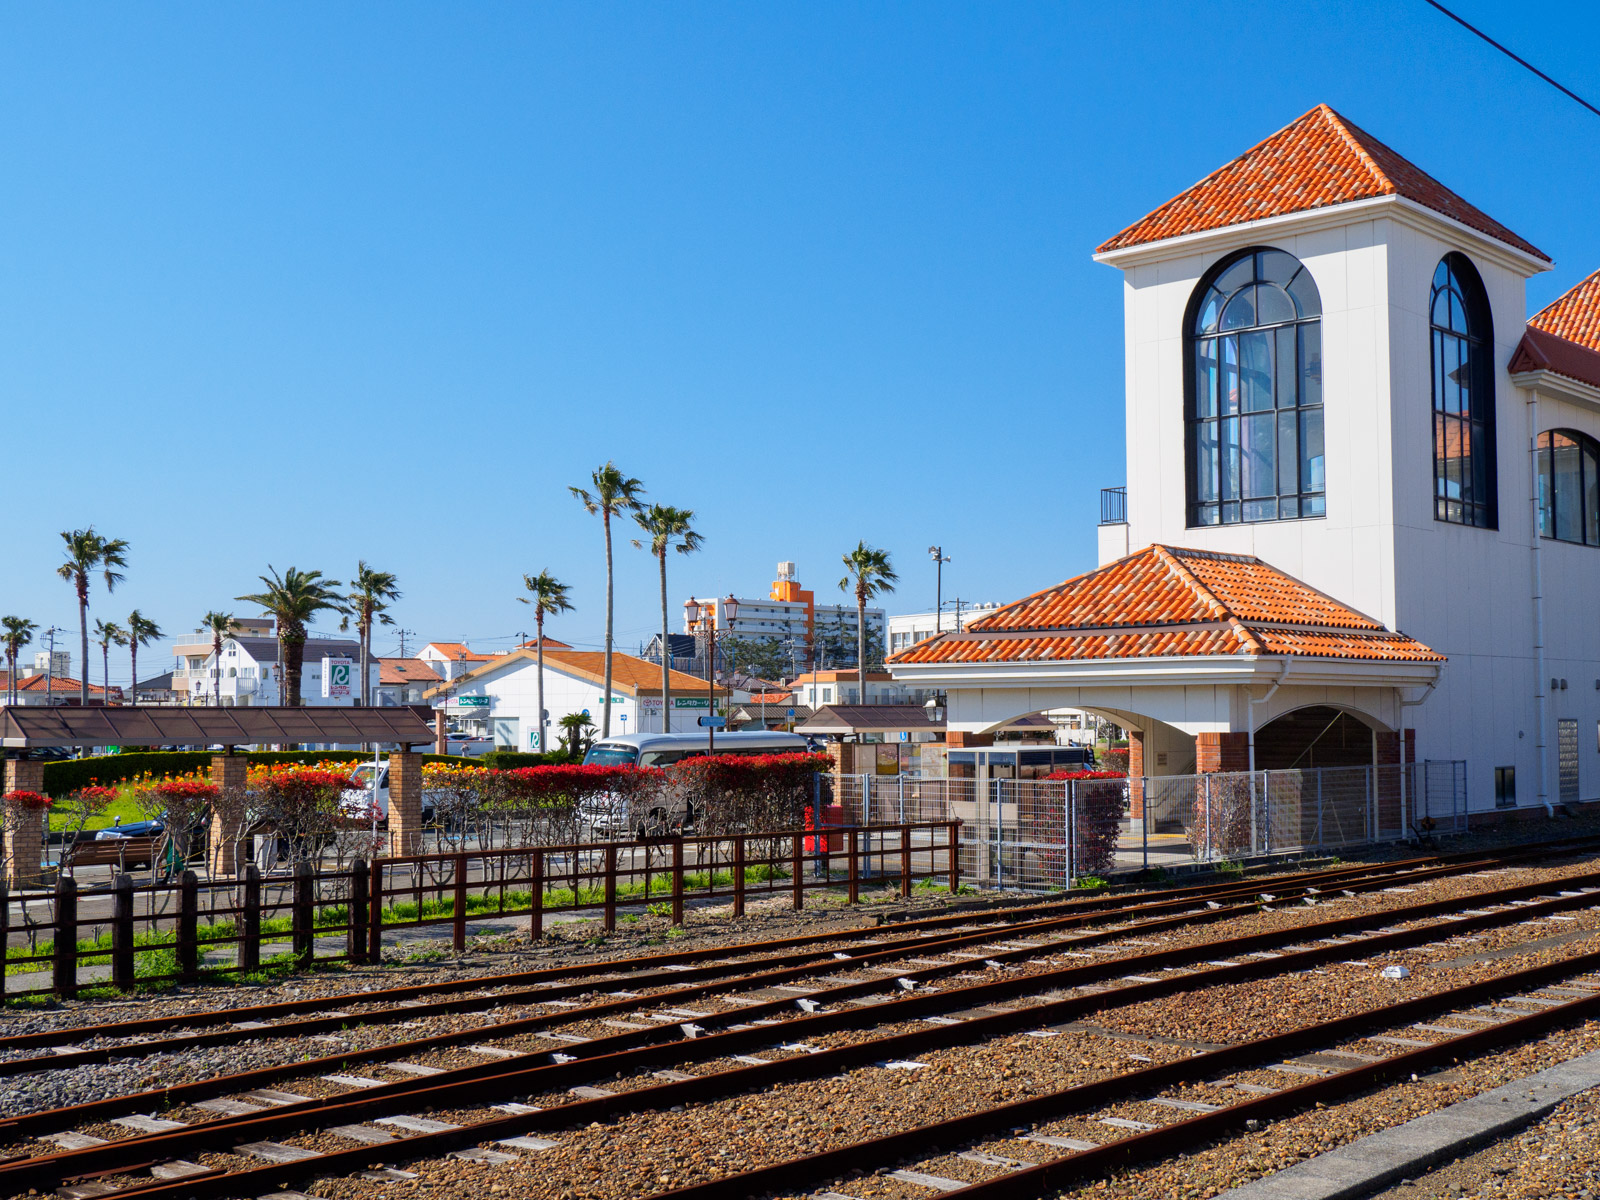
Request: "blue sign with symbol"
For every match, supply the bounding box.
[698,715,727,728]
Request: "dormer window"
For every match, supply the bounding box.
[1431,253,1497,529]
[1537,429,1600,547]
[1187,248,1324,526]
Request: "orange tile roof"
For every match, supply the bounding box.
[888,545,1442,666]
[378,658,443,685]
[0,674,115,696]
[1528,268,1600,349]
[1510,269,1600,391]
[1097,105,1547,261]
[424,648,729,699]
[746,692,795,705]
[422,642,493,662]
[514,637,571,651]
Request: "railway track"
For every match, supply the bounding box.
[3,844,1599,1198]
[6,834,1584,1074]
[0,842,1536,1084]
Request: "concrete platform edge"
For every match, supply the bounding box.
[1214,1047,1600,1199]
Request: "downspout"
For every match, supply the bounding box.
[1246,658,1292,775]
[1529,387,1552,815]
[1397,670,1440,829]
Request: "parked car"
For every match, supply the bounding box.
[443,736,494,758]
[95,817,167,840]
[341,763,439,824]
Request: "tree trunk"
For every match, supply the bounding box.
[536,609,546,755]
[602,509,614,738]
[285,628,305,707]
[103,643,110,705]
[856,585,867,700]
[358,609,369,708]
[659,548,671,733]
[130,643,138,707]
[213,634,223,708]
[77,580,90,707]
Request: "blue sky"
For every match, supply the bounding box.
[3,2,1596,684]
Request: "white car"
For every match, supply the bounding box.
[342,764,439,824]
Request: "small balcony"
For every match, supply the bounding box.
[1099,486,1127,525]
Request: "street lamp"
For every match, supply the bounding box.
[928,547,951,635]
[684,594,739,752]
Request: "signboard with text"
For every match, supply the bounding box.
[322,657,354,700]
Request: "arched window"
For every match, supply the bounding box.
[1537,429,1600,547]
[1430,254,1497,528]
[1187,248,1323,526]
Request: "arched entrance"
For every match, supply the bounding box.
[1254,705,1383,770]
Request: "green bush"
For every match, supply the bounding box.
[480,750,580,769]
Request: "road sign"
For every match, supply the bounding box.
[698,715,727,728]
[456,696,490,708]
[322,656,354,700]
[787,708,795,717]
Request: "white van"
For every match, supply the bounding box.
[581,731,810,835]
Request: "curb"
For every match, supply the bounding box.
[1215,1048,1600,1199]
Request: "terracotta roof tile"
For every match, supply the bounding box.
[1529,268,1600,349]
[422,642,493,662]
[378,658,443,685]
[1510,270,1600,391]
[1097,104,1546,261]
[889,545,1441,667]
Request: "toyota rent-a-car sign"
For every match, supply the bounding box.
[322,656,354,700]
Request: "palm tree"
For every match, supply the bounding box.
[125,610,163,707]
[631,505,703,733]
[838,542,898,699]
[570,462,645,737]
[236,567,346,706]
[340,563,401,707]
[558,710,595,757]
[517,571,574,754]
[56,528,130,706]
[201,611,242,706]
[94,619,127,705]
[3,616,38,707]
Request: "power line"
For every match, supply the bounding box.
[1420,0,1600,119]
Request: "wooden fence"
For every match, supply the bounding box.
[1,821,960,999]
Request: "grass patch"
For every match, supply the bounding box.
[48,790,148,833]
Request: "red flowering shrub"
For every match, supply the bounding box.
[1043,769,1129,879]
[669,753,831,835]
[2,790,53,812]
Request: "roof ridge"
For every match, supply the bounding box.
[1528,267,1600,338]
[1317,105,1395,196]
[1151,544,1232,621]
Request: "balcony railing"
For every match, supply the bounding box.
[1099,486,1127,525]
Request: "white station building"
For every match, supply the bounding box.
[890,104,1600,816]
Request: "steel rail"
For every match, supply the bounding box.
[39,913,1600,1200]
[4,846,1578,1140]
[0,841,1506,1060]
[0,841,1508,1080]
[12,872,1600,1193]
[644,951,1600,1200]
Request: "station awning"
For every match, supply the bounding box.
[1,705,436,749]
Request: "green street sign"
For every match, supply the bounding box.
[674,697,710,708]
[457,695,490,707]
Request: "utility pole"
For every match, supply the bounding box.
[43,626,67,706]
[940,598,971,636]
[395,628,416,659]
[928,546,951,633]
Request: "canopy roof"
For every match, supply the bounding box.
[2,705,436,749]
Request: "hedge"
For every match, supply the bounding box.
[38,750,489,797]
[479,750,580,770]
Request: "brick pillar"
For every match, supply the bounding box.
[1373,730,1416,764]
[434,710,447,757]
[1127,730,1146,821]
[208,754,249,877]
[945,731,994,748]
[1196,732,1249,773]
[3,758,47,888]
[387,751,424,856]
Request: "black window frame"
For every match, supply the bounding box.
[1184,246,1325,528]
[1430,253,1498,529]
[1536,428,1600,548]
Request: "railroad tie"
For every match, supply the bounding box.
[320,1074,383,1088]
[376,1115,461,1133]
[492,1102,541,1115]
[193,1098,270,1116]
[240,1089,314,1105]
[112,1115,187,1133]
[42,1132,108,1150]
[453,1149,519,1164]
[1022,1134,1099,1151]
[326,1125,397,1144]
[238,1141,321,1163]
[149,1162,211,1180]
[498,1135,562,1151]
[959,1151,1036,1168]
[889,1167,968,1191]
[388,1063,447,1076]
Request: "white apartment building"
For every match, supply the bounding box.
[180,632,377,707]
[890,103,1600,814]
[886,603,1003,657]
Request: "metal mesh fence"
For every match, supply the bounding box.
[829,759,1465,891]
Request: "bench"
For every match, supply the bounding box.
[62,836,162,872]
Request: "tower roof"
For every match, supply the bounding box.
[1509,268,1600,390]
[1097,104,1547,262]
